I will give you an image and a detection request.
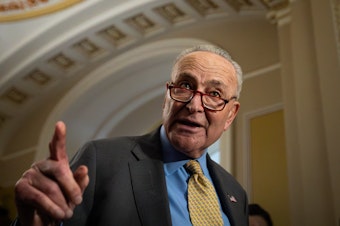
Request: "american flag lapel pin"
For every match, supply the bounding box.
[227,194,237,203]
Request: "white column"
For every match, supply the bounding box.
[270,0,339,225]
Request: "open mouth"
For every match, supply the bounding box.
[178,119,202,128]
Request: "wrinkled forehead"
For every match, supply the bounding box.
[171,51,237,83]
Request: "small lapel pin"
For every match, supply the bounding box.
[227,195,237,203]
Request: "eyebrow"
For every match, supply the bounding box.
[175,72,195,81]
[207,79,224,87]
[175,73,227,88]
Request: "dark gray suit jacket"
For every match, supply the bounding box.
[65,128,248,226]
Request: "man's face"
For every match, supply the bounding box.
[162,51,240,158]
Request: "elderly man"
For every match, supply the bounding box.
[13,45,248,226]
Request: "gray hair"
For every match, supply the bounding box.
[173,44,243,98]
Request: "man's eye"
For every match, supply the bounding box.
[209,91,221,97]
[179,83,192,89]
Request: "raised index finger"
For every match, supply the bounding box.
[49,121,68,162]
[47,121,84,206]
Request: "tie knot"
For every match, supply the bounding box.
[185,160,203,175]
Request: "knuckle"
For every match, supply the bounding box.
[44,182,60,195]
[14,179,27,195]
[15,170,34,192]
[30,190,44,202]
[56,164,69,175]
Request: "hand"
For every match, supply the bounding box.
[14,121,89,226]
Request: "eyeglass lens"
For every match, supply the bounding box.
[170,86,226,110]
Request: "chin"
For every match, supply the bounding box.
[173,138,205,157]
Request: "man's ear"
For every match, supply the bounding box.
[223,101,240,131]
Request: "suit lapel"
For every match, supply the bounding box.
[207,156,243,226]
[129,129,172,226]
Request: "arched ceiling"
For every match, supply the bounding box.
[0,0,288,158]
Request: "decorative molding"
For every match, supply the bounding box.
[186,0,221,16]
[243,63,281,80]
[48,53,76,71]
[98,25,133,48]
[259,0,289,10]
[73,38,104,58]
[125,13,161,35]
[0,0,83,22]
[154,3,190,24]
[1,87,29,105]
[264,0,291,25]
[224,0,254,12]
[24,69,52,86]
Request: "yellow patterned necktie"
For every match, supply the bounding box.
[185,160,223,226]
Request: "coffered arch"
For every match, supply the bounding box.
[0,0,281,156]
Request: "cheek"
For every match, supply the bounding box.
[162,98,171,119]
[206,112,229,133]
[162,98,176,125]
[163,97,184,116]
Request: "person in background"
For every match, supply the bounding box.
[12,44,248,226]
[249,203,273,226]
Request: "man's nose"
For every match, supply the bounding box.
[186,92,204,112]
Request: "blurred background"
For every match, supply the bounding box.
[0,0,339,225]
